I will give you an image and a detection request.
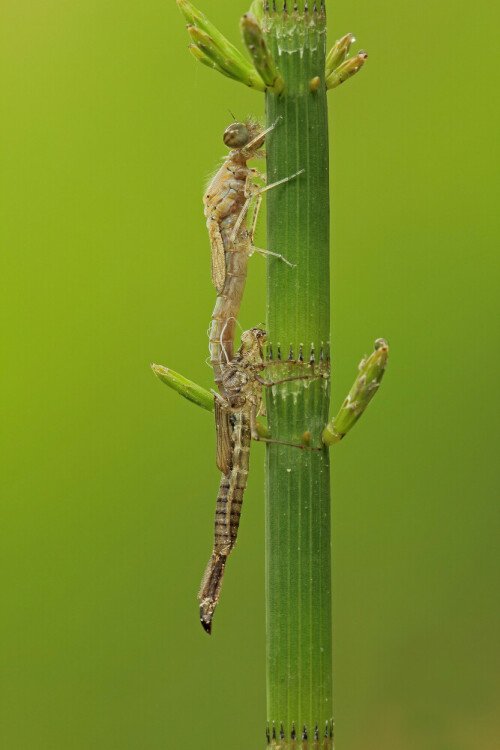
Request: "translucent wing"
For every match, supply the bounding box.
[207,218,226,294]
[215,398,232,475]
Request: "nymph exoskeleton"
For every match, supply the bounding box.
[199,327,322,634]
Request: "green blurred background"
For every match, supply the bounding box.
[1,1,498,748]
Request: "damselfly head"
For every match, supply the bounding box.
[249,326,267,343]
[223,121,264,151]
[239,326,267,354]
[223,122,250,148]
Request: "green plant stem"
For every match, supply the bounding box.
[263,4,333,745]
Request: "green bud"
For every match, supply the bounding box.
[151,363,214,412]
[309,75,321,92]
[187,24,265,89]
[188,43,227,75]
[249,0,264,21]
[325,33,355,74]
[326,51,368,90]
[178,0,246,65]
[240,12,284,94]
[178,0,265,91]
[188,44,255,84]
[322,338,388,445]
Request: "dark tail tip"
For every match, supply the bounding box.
[198,553,227,635]
[200,607,212,635]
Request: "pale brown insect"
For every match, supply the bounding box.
[199,327,323,634]
[204,119,302,394]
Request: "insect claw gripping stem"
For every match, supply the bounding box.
[239,242,297,268]
[231,169,304,243]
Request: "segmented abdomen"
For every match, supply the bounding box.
[213,412,251,556]
[198,411,251,633]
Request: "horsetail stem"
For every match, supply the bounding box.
[263,3,333,741]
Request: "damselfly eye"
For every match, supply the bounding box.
[223,122,249,149]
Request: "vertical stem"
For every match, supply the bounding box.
[263,3,332,746]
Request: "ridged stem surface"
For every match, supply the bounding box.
[263,5,332,747]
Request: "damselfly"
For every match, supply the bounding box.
[204,119,302,393]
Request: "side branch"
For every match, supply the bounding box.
[325,32,367,90]
[151,364,214,411]
[322,339,389,445]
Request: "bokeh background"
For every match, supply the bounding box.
[1,1,498,748]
